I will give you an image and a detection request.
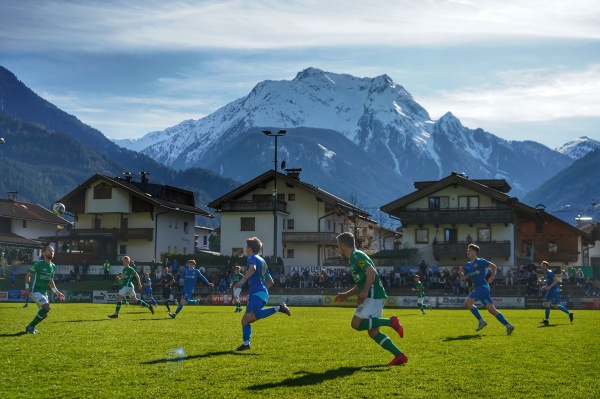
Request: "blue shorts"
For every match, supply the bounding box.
[246,294,266,314]
[181,290,194,301]
[143,287,153,296]
[545,290,560,305]
[468,285,493,306]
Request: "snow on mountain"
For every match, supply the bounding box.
[555,136,600,159]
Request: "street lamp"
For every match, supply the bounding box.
[262,129,286,269]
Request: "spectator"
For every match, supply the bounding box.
[585,278,594,296]
[505,268,513,285]
[103,260,110,280]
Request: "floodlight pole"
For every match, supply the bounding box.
[262,129,286,271]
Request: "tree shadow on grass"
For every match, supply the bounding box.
[141,350,259,365]
[443,334,484,342]
[247,365,388,390]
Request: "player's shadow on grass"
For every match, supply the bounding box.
[141,350,258,365]
[443,334,484,342]
[538,324,557,328]
[0,331,28,337]
[247,365,387,390]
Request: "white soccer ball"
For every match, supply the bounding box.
[52,202,66,216]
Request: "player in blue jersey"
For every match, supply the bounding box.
[540,261,573,325]
[169,260,213,318]
[141,272,158,306]
[235,237,290,351]
[459,243,515,335]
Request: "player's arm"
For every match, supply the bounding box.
[458,266,468,280]
[49,279,65,301]
[356,265,375,305]
[486,262,497,284]
[335,284,359,302]
[24,271,32,297]
[265,275,275,289]
[198,270,214,287]
[545,275,559,291]
[236,264,256,288]
[134,273,143,290]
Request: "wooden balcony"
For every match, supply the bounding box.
[433,241,511,259]
[534,250,579,263]
[69,228,154,241]
[282,232,338,244]
[218,200,287,213]
[399,207,513,225]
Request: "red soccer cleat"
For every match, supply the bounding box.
[388,353,408,366]
[390,315,404,338]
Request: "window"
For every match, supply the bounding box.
[203,236,208,247]
[119,245,127,255]
[458,196,479,209]
[287,219,295,230]
[231,247,244,257]
[445,228,458,243]
[241,217,255,231]
[94,217,101,230]
[429,196,449,210]
[478,228,491,242]
[23,220,27,228]
[549,241,558,252]
[522,240,532,256]
[416,229,429,243]
[286,249,295,258]
[288,193,295,201]
[184,222,189,233]
[93,182,112,199]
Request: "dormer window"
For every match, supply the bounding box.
[94,182,112,199]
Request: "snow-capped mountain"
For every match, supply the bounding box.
[555,136,600,159]
[116,67,574,205]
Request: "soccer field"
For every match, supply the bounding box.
[1,303,598,399]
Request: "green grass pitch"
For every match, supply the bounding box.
[1,303,598,399]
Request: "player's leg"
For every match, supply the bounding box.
[237,295,261,350]
[351,299,403,338]
[26,293,49,333]
[109,293,125,317]
[170,293,188,317]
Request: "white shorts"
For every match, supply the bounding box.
[118,286,138,300]
[354,298,385,319]
[29,291,49,309]
[418,297,426,305]
[233,287,242,298]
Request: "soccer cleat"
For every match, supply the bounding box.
[23,304,28,308]
[388,353,408,366]
[278,303,291,316]
[569,313,574,323]
[389,315,404,338]
[506,324,515,336]
[25,325,38,334]
[149,304,155,315]
[168,313,176,319]
[108,314,118,318]
[540,319,549,325]
[236,344,250,351]
[475,319,488,331]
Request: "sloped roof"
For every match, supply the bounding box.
[0,232,43,249]
[58,174,214,218]
[208,170,370,219]
[0,199,71,225]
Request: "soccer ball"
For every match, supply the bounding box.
[52,202,66,216]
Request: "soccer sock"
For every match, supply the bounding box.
[30,308,49,327]
[165,301,171,312]
[470,306,483,320]
[357,317,391,331]
[545,307,550,320]
[495,312,509,326]
[254,307,277,320]
[115,300,122,314]
[242,324,252,344]
[557,305,570,314]
[152,298,158,306]
[187,299,199,305]
[138,299,149,308]
[373,332,401,356]
[175,303,183,315]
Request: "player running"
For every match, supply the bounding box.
[235,237,290,351]
[141,272,158,306]
[334,232,407,366]
[169,260,213,318]
[459,243,514,335]
[108,256,154,318]
[24,245,65,334]
[540,261,573,325]
[412,275,433,314]
[161,266,176,313]
[230,265,244,312]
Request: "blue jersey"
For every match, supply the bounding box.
[180,268,209,294]
[464,257,490,288]
[544,269,560,293]
[246,254,271,300]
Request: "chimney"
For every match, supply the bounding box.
[123,172,133,183]
[285,168,302,181]
[140,171,150,184]
[7,191,18,201]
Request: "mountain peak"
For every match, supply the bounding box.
[555,136,600,159]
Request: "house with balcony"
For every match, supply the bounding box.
[380,172,593,269]
[208,169,385,270]
[48,172,214,265]
[0,192,71,261]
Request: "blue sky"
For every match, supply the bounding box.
[1,0,599,149]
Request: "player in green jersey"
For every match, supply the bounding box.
[412,275,433,314]
[24,245,65,334]
[108,256,154,318]
[230,265,244,312]
[334,232,408,366]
